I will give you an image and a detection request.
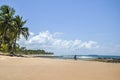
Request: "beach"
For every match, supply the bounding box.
[0,55,120,80]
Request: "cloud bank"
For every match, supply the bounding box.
[18,31,99,54]
[18,31,120,55]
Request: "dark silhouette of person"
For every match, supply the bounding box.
[74,55,77,60]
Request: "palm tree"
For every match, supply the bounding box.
[11,15,29,53]
[0,5,29,54]
[0,5,15,52]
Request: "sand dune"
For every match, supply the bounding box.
[0,55,120,80]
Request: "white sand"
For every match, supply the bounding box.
[0,55,120,80]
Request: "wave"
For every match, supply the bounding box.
[78,56,95,59]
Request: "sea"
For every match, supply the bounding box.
[34,55,120,60]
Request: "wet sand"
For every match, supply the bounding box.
[0,55,120,80]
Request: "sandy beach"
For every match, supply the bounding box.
[0,55,120,80]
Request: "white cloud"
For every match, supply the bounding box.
[18,31,100,54]
[53,32,63,37]
[29,32,34,36]
[81,41,99,49]
[18,31,120,55]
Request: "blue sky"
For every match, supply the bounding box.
[0,0,120,55]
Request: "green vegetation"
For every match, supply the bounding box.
[0,5,29,54]
[0,5,53,56]
[17,48,53,55]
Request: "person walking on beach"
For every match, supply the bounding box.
[74,55,77,60]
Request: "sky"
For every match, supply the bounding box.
[0,0,120,55]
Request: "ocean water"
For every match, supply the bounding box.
[34,55,120,60]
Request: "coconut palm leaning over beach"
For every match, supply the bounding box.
[0,5,29,55]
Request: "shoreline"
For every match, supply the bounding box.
[0,53,120,63]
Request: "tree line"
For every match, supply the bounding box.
[17,47,53,55]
